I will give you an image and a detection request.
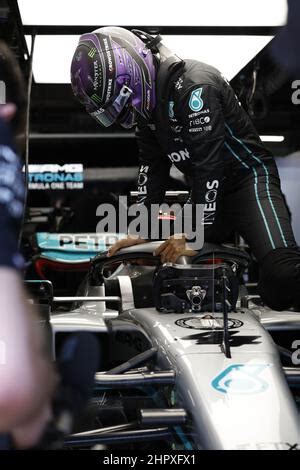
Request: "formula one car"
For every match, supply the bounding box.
[33,240,300,450]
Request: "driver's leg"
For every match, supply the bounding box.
[257,247,300,310]
[222,167,300,310]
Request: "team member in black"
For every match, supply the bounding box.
[0,41,56,448]
[71,27,300,311]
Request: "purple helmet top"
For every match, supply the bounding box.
[71,27,156,128]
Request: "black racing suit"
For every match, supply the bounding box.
[136,57,300,310]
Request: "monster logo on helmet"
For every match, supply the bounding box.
[71,27,158,129]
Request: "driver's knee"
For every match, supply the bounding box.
[258,247,300,311]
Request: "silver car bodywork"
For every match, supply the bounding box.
[50,246,300,450]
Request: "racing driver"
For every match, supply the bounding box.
[71,27,300,311]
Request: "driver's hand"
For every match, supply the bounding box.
[154,234,197,263]
[107,236,146,257]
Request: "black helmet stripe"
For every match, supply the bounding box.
[98,36,117,104]
[110,36,152,86]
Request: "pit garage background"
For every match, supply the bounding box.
[2,1,300,453]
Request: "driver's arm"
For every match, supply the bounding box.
[136,124,171,207]
[153,86,225,263]
[108,126,171,256]
[178,83,225,238]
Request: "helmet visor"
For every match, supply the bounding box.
[89,84,133,127]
